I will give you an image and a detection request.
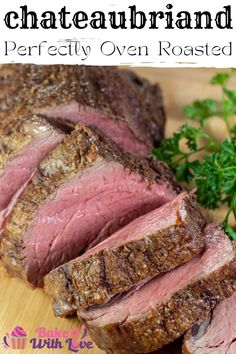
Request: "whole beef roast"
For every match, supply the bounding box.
[0,114,64,233]
[79,225,236,354]
[1,125,180,287]
[183,292,236,354]
[44,192,205,316]
[0,65,165,155]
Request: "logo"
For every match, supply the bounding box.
[2,326,27,349]
[2,325,93,352]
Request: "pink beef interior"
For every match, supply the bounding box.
[0,129,64,231]
[187,293,236,354]
[23,160,177,285]
[39,103,151,155]
[81,225,233,327]
[78,192,188,261]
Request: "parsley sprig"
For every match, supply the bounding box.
[153,70,236,239]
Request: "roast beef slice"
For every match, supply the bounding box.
[183,291,236,354]
[0,65,165,155]
[0,114,64,232]
[79,225,236,353]
[44,192,205,316]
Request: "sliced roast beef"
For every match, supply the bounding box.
[0,64,165,155]
[0,114,64,233]
[183,292,236,354]
[44,192,205,316]
[1,125,180,287]
[79,225,236,354]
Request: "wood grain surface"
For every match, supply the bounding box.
[0,67,233,354]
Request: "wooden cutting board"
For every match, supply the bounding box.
[0,67,233,354]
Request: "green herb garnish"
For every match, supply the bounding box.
[153,70,236,239]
